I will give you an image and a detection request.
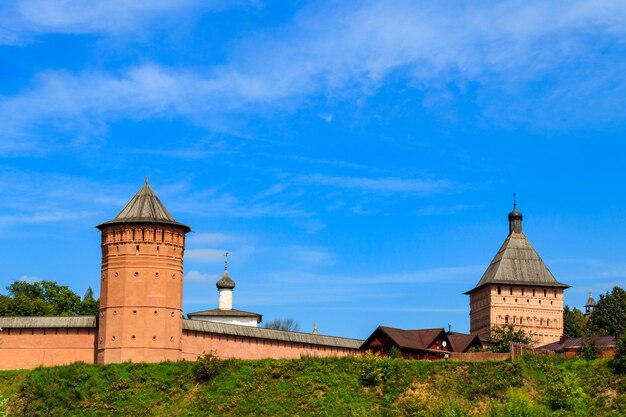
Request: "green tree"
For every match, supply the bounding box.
[490,324,533,353]
[589,286,626,336]
[563,305,589,337]
[75,287,99,315]
[1,280,99,317]
[264,318,300,332]
[613,334,626,374]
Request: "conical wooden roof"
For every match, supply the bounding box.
[465,206,568,294]
[97,182,190,232]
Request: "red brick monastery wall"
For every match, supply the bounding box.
[182,330,358,360]
[0,327,96,370]
[0,319,361,370]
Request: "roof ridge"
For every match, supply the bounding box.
[466,227,568,293]
[97,183,190,232]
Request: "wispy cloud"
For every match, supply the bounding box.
[294,265,483,286]
[414,204,481,216]
[297,174,453,195]
[184,270,219,282]
[0,0,257,44]
[171,187,314,219]
[252,184,287,201]
[185,245,256,264]
[3,1,626,151]
[328,306,467,313]
[184,249,228,263]
[187,233,249,246]
[0,168,129,228]
[16,274,42,283]
[286,245,337,266]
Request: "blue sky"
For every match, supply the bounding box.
[1,0,626,339]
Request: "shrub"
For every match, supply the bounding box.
[389,346,402,359]
[490,325,532,353]
[194,352,222,382]
[500,388,543,417]
[613,334,626,374]
[580,338,600,360]
[359,350,396,388]
[544,368,587,412]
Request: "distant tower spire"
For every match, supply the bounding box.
[508,194,523,234]
[584,292,596,316]
[216,256,235,310]
[144,176,149,185]
[312,323,319,335]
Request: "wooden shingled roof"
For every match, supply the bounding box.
[187,308,262,323]
[360,326,448,351]
[447,333,481,353]
[466,205,568,294]
[0,316,96,328]
[97,181,190,232]
[183,319,363,349]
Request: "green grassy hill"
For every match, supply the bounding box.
[1,354,625,416]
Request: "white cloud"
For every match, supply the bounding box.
[185,249,228,263]
[185,245,256,264]
[414,204,481,216]
[16,274,42,283]
[3,1,626,151]
[187,233,248,246]
[287,245,337,266]
[267,265,484,286]
[328,306,467,313]
[252,184,287,201]
[0,0,257,43]
[297,174,453,195]
[184,270,218,282]
[0,168,131,228]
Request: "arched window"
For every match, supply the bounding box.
[505,316,509,324]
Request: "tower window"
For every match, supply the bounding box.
[544,289,547,297]
[533,289,536,296]
[522,288,525,296]
[505,316,509,324]
[554,289,557,297]
[497,286,501,295]
[510,287,513,295]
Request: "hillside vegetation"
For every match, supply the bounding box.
[1,354,625,416]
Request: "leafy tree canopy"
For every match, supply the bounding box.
[264,318,300,332]
[563,306,590,338]
[490,324,533,353]
[589,286,626,336]
[0,280,99,317]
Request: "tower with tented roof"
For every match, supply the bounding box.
[465,199,569,345]
[96,179,190,364]
[584,292,596,316]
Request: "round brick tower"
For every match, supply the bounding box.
[96,180,190,364]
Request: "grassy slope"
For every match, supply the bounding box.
[1,354,625,416]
